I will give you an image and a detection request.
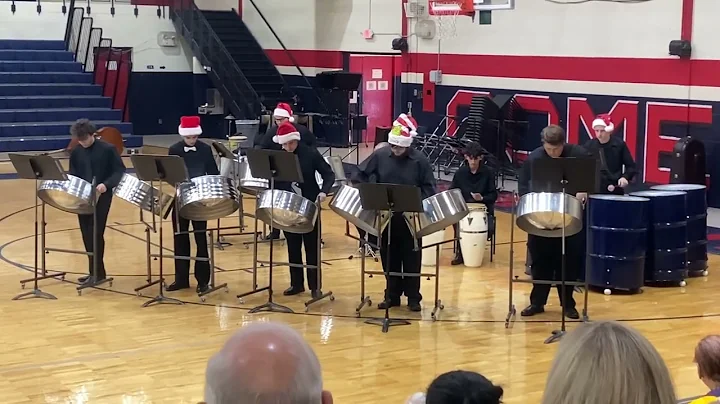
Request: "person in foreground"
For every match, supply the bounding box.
[274,122,335,298]
[357,113,436,312]
[541,321,677,404]
[406,370,504,404]
[204,321,333,404]
[167,116,219,294]
[449,141,497,265]
[518,125,587,319]
[68,119,126,285]
[583,114,637,195]
[690,335,720,404]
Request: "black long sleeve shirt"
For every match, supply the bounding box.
[450,164,497,205]
[583,136,637,191]
[69,139,126,189]
[255,123,317,150]
[357,147,437,199]
[518,144,590,196]
[287,142,334,202]
[168,140,219,179]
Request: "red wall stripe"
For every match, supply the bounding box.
[265,49,343,70]
[681,0,694,41]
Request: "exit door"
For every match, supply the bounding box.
[349,55,398,144]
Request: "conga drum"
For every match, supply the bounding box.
[587,195,649,294]
[630,190,689,286]
[459,204,488,267]
[422,230,446,267]
[651,183,708,276]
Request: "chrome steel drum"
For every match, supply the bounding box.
[113,173,174,216]
[220,156,268,194]
[516,192,584,237]
[38,174,95,215]
[256,189,318,234]
[176,175,240,221]
[417,188,469,238]
[329,184,383,237]
[315,155,348,195]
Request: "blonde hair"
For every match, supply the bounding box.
[541,321,677,404]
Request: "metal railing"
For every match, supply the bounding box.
[169,0,263,119]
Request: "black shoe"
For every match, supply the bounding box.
[78,275,90,283]
[564,307,580,319]
[311,290,322,299]
[521,304,545,317]
[196,284,210,294]
[166,282,190,292]
[408,302,422,312]
[80,275,106,286]
[283,286,305,296]
[377,299,400,309]
[451,253,463,266]
[264,233,280,241]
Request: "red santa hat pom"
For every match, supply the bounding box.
[592,114,615,133]
[388,113,418,148]
[273,102,295,123]
[273,122,302,145]
[178,115,202,137]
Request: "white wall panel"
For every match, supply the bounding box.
[691,0,720,59]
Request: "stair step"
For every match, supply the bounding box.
[0,72,93,84]
[0,83,102,97]
[0,121,133,137]
[0,95,111,109]
[0,49,75,62]
[0,108,122,123]
[0,61,84,73]
[0,134,143,153]
[0,40,66,51]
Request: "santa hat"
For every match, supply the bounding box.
[178,116,202,137]
[388,113,418,148]
[273,102,295,123]
[592,114,615,133]
[273,122,301,145]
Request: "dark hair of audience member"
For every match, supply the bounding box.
[425,370,503,404]
[463,142,484,159]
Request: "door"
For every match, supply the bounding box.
[349,55,398,144]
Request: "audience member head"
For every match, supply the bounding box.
[540,125,565,158]
[463,142,484,171]
[70,118,97,148]
[204,321,332,404]
[541,321,677,404]
[407,370,503,404]
[695,335,720,391]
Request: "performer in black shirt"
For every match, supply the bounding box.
[584,114,637,195]
[357,113,436,312]
[68,119,126,285]
[354,142,390,255]
[518,125,587,320]
[273,122,335,298]
[166,116,220,294]
[449,141,497,265]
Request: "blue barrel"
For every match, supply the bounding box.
[651,184,708,276]
[629,190,688,284]
[587,195,649,292]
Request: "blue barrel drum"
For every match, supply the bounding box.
[587,195,649,294]
[629,190,689,285]
[651,184,708,277]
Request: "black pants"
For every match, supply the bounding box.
[171,208,210,286]
[285,221,320,290]
[380,214,422,303]
[527,234,578,309]
[356,227,378,250]
[77,193,112,278]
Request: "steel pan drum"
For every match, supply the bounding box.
[329,184,382,237]
[315,155,348,195]
[256,189,318,234]
[113,173,174,216]
[630,190,688,283]
[176,175,240,221]
[587,195,649,293]
[220,156,268,194]
[651,183,708,275]
[38,174,95,215]
[516,192,584,237]
[417,188,469,238]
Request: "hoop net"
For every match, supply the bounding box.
[429,0,474,40]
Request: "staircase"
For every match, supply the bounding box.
[0,39,142,152]
[170,2,294,119]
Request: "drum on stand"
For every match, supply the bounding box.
[113,173,174,217]
[37,174,96,215]
[587,195,649,294]
[220,155,269,195]
[256,189,318,234]
[421,230,446,267]
[176,175,241,221]
[459,204,488,267]
[630,190,689,286]
[651,184,708,276]
[315,155,348,196]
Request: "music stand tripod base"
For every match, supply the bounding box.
[365,316,412,333]
[545,329,566,344]
[248,300,294,314]
[12,288,58,301]
[142,293,184,307]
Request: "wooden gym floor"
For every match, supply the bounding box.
[0,161,719,403]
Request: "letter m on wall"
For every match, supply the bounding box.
[566,98,639,160]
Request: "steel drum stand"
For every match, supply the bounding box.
[9,154,67,300]
[76,178,114,294]
[346,221,379,262]
[303,205,334,311]
[133,195,167,295]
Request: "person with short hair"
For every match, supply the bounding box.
[204,321,333,404]
[690,335,720,404]
[584,114,637,194]
[68,119,126,285]
[518,125,589,319]
[407,370,504,404]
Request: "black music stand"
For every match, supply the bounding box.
[241,148,303,314]
[132,154,188,307]
[357,182,424,333]
[530,157,596,344]
[9,154,67,300]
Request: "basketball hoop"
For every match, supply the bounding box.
[429,0,474,40]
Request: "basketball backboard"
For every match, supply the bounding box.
[474,0,514,10]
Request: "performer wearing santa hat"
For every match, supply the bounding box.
[166,116,220,294]
[356,113,436,312]
[584,114,637,195]
[273,122,335,298]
